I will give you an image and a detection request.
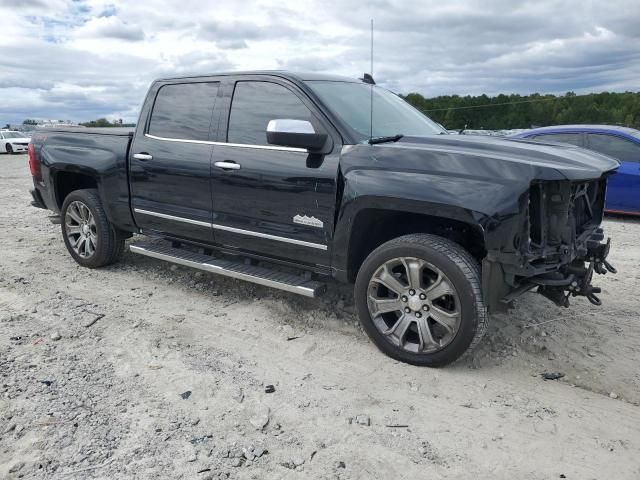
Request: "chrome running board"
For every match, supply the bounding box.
[129,241,325,298]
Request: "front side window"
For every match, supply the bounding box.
[533,133,582,146]
[307,81,446,139]
[227,81,316,146]
[587,134,640,161]
[148,82,219,141]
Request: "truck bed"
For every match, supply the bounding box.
[41,127,134,136]
[31,126,136,232]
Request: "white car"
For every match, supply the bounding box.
[1,130,31,154]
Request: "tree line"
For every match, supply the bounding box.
[79,118,136,127]
[402,91,640,131]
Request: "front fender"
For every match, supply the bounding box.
[331,167,531,282]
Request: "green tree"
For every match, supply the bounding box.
[80,118,114,127]
[79,118,136,128]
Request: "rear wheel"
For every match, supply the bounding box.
[355,234,487,367]
[61,189,125,268]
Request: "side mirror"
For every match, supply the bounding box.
[266,119,327,151]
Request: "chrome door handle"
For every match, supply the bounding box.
[214,161,241,170]
[133,153,153,161]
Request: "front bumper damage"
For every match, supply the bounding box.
[483,234,616,310]
[530,235,615,307]
[483,176,616,311]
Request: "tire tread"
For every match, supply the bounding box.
[386,234,488,353]
[61,189,125,268]
[355,233,488,366]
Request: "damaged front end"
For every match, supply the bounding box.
[534,236,616,307]
[484,176,616,311]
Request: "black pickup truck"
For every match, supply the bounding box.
[28,71,618,366]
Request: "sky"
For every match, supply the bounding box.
[0,0,639,124]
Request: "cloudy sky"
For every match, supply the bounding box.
[1,0,639,124]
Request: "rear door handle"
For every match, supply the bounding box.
[214,161,241,170]
[133,153,153,161]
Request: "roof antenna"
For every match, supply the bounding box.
[369,18,374,143]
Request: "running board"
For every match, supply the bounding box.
[129,241,325,297]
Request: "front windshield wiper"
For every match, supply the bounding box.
[368,134,404,145]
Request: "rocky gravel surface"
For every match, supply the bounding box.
[1,154,640,479]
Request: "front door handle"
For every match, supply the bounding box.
[133,153,153,161]
[214,161,241,170]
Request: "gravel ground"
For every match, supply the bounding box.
[1,153,639,479]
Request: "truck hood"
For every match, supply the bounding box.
[380,134,620,181]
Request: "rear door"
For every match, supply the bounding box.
[585,133,640,214]
[209,76,340,268]
[130,80,220,242]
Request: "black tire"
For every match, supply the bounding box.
[6,144,13,154]
[61,189,125,268]
[354,234,488,367]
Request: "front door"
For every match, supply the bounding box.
[130,81,220,242]
[210,78,340,267]
[585,133,640,214]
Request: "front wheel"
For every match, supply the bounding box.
[61,189,125,268]
[5,144,13,154]
[354,234,488,367]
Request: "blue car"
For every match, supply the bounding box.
[511,125,640,215]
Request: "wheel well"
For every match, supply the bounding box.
[347,209,486,282]
[54,172,97,208]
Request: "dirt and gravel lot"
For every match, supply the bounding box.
[1,153,639,479]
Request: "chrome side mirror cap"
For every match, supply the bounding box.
[266,119,327,151]
[267,119,316,134]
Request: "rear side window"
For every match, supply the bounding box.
[532,133,582,146]
[148,82,219,141]
[586,134,640,161]
[227,81,316,146]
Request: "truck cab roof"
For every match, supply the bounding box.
[155,70,362,84]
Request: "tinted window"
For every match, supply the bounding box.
[149,82,219,141]
[533,133,582,146]
[308,81,445,138]
[587,134,640,161]
[227,81,316,145]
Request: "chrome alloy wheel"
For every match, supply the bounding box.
[64,200,98,258]
[367,257,462,354]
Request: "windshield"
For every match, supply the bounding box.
[307,81,446,139]
[2,132,24,139]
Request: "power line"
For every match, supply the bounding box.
[421,95,579,113]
